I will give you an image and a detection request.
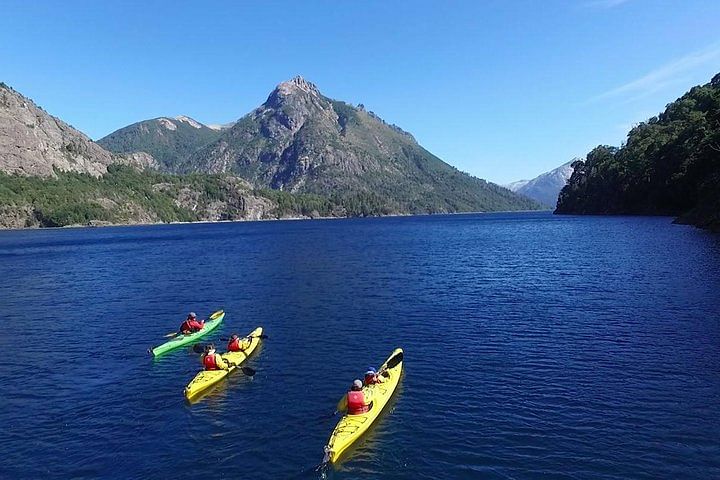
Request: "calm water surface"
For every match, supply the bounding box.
[1,212,719,479]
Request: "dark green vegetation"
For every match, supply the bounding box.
[98,117,222,171]
[556,73,720,231]
[1,165,525,228]
[0,165,276,227]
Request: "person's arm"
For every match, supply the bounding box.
[216,354,230,370]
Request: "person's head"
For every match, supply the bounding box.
[189,312,197,319]
[205,343,215,354]
[365,367,377,376]
[351,379,363,391]
[231,334,239,340]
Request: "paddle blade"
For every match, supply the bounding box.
[336,393,348,413]
[164,332,178,338]
[385,350,404,370]
[240,366,256,376]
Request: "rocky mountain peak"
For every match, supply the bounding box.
[275,76,320,97]
[264,76,324,110]
[174,115,203,129]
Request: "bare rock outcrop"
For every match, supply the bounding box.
[0,83,116,177]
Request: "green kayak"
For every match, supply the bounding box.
[150,310,225,357]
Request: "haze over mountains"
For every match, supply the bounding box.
[506,161,575,208]
[0,77,539,228]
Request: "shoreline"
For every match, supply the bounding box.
[0,209,552,233]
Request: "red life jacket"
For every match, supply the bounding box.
[180,320,192,332]
[203,353,219,370]
[228,338,242,352]
[364,374,378,385]
[347,390,369,415]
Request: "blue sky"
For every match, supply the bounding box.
[2,1,719,184]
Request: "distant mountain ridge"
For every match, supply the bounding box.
[506,161,576,208]
[98,115,228,171]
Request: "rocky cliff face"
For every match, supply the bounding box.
[0,83,157,177]
[0,83,117,176]
[181,76,539,213]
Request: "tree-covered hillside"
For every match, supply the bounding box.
[1,165,526,229]
[556,73,720,231]
[0,165,329,228]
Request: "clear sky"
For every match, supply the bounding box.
[2,1,719,184]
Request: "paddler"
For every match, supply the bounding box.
[227,334,251,352]
[179,312,205,334]
[364,367,385,386]
[346,379,371,415]
[201,344,230,371]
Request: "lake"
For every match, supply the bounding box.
[1,212,719,479]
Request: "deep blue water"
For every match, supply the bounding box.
[1,212,719,479]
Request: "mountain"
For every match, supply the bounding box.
[177,76,540,213]
[556,73,720,231]
[0,78,539,229]
[98,115,225,170]
[0,83,300,228]
[506,161,576,208]
[0,82,154,177]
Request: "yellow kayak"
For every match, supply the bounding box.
[183,327,263,400]
[324,348,404,464]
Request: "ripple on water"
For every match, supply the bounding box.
[0,213,719,479]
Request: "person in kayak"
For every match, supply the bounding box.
[364,367,385,386]
[227,334,251,352]
[201,344,230,371]
[347,379,371,415]
[180,312,205,334]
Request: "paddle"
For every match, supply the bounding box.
[220,334,269,341]
[334,351,404,413]
[161,309,219,339]
[190,346,258,376]
[233,365,257,377]
[192,334,268,353]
